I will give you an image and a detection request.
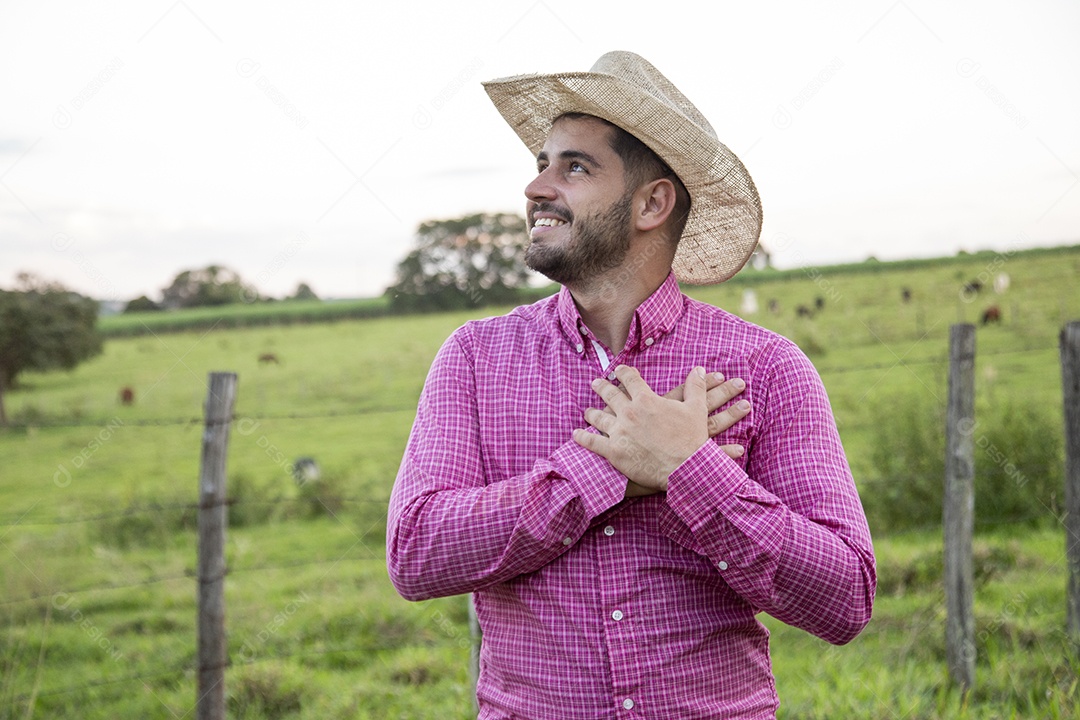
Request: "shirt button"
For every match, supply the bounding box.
[611,609,624,621]
[644,337,655,347]
[580,326,589,336]
[575,343,584,353]
[718,561,729,570]
[623,698,635,710]
[608,372,616,381]
[603,525,615,536]
[562,537,572,546]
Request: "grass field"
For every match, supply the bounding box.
[2,245,1079,718]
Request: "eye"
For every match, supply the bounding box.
[569,162,587,174]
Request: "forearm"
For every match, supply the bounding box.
[667,442,876,644]
[387,439,625,601]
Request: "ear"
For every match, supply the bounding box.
[633,178,677,232]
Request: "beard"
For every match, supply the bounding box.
[525,192,634,287]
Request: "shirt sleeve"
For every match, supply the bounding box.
[386,328,627,601]
[664,340,877,645]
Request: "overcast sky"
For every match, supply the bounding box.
[2,0,1078,302]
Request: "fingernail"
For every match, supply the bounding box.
[732,378,745,389]
[734,445,745,456]
[712,372,725,382]
[737,400,750,410]
[696,366,705,379]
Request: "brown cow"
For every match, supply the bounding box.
[119,387,135,405]
[981,305,1002,325]
[258,353,280,364]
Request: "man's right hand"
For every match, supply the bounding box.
[623,372,749,498]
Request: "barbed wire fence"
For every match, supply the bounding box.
[1,332,1077,717]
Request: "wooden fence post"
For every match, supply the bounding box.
[1061,322,1080,648]
[197,372,237,720]
[469,593,480,713]
[944,324,976,691]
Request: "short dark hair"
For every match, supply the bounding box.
[558,112,692,241]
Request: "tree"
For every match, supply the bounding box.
[290,282,319,301]
[385,213,531,312]
[0,274,103,426]
[124,295,162,313]
[160,265,259,309]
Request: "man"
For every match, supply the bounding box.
[388,51,875,719]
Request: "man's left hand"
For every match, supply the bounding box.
[573,365,711,491]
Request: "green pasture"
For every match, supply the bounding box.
[2,245,1079,718]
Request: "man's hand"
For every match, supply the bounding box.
[620,371,749,497]
[573,366,751,497]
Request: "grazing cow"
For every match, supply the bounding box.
[767,298,779,314]
[814,296,825,311]
[293,457,320,485]
[258,353,280,365]
[901,287,912,304]
[981,305,1002,325]
[993,272,1010,295]
[963,280,983,295]
[119,387,135,405]
[796,304,814,318]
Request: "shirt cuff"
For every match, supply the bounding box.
[548,438,627,518]
[665,441,746,529]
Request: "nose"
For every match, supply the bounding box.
[524,167,556,205]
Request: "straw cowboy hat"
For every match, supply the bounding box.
[483,50,762,285]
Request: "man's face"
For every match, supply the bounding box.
[523,115,635,287]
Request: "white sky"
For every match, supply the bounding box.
[2,0,1078,301]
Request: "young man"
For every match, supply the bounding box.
[388,51,875,719]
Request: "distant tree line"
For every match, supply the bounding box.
[122,213,537,315]
[123,267,319,313]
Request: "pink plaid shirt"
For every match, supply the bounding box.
[388,272,876,719]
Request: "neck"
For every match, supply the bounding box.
[568,263,670,353]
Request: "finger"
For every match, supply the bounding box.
[682,366,707,409]
[573,427,606,454]
[706,372,726,391]
[666,372,724,403]
[583,407,615,435]
[612,365,653,399]
[707,398,752,437]
[600,384,632,415]
[719,443,745,460]
[590,376,630,410]
[704,377,745,413]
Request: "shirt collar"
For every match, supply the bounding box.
[555,271,685,354]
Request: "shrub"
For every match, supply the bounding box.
[862,394,1063,533]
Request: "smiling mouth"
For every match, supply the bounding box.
[532,217,568,229]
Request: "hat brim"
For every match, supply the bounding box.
[483,71,762,284]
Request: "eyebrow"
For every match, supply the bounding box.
[536,149,604,169]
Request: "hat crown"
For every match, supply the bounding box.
[482,51,762,284]
[589,51,716,141]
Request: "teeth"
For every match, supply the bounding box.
[534,217,567,227]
